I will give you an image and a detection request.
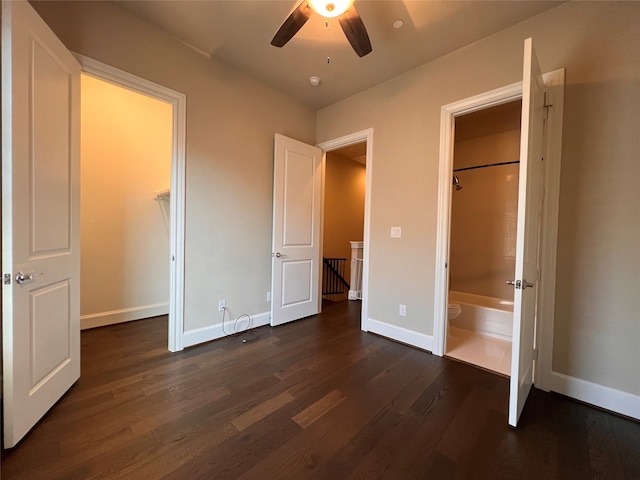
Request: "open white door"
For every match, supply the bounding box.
[508,38,546,427]
[271,134,323,326]
[2,1,81,447]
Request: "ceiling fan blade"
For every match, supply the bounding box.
[338,4,372,57]
[271,1,314,47]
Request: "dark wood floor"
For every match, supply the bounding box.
[3,300,639,479]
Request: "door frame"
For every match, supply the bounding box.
[76,55,187,352]
[432,69,565,391]
[317,128,373,331]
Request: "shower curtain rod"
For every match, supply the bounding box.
[453,160,519,173]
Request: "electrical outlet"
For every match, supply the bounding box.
[391,226,402,238]
[267,291,271,303]
[218,299,226,312]
[399,304,407,317]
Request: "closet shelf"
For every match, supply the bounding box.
[154,188,170,200]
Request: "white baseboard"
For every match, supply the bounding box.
[365,318,639,421]
[367,317,434,352]
[549,371,640,420]
[81,302,169,330]
[182,311,271,349]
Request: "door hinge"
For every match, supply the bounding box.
[543,91,553,120]
[533,348,538,361]
[4,273,11,285]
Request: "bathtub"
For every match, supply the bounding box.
[448,291,513,341]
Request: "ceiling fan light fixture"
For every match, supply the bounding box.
[308,0,354,18]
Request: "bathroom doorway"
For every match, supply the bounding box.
[446,100,522,376]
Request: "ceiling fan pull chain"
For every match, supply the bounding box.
[326,20,331,64]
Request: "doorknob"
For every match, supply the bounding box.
[506,279,521,289]
[15,271,42,285]
[274,252,283,258]
[522,279,535,289]
[506,279,535,289]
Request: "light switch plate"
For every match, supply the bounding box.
[391,226,401,238]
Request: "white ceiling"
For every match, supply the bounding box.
[114,0,562,109]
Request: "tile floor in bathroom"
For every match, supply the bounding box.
[446,326,512,376]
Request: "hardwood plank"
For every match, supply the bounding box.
[2,301,639,480]
[236,347,437,479]
[292,389,346,429]
[231,391,296,432]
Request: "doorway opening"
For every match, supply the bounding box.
[317,129,373,331]
[77,55,186,352]
[322,143,366,308]
[79,74,172,334]
[445,100,522,376]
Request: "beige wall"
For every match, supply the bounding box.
[31,0,639,398]
[80,74,171,324]
[323,152,366,283]
[32,1,316,330]
[450,130,520,299]
[316,2,640,396]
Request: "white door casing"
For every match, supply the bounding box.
[2,1,81,447]
[271,134,323,326]
[317,128,374,332]
[508,37,546,427]
[433,83,523,357]
[74,55,187,353]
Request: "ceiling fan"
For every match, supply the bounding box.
[271,0,372,57]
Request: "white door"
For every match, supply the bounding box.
[2,1,81,447]
[271,134,323,326]
[508,38,546,427]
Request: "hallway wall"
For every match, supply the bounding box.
[323,151,366,285]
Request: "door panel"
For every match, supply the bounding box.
[509,37,545,427]
[31,281,72,387]
[271,134,322,326]
[2,1,81,447]
[32,40,73,253]
[282,153,315,246]
[282,260,313,306]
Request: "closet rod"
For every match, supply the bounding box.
[453,160,519,173]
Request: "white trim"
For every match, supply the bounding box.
[550,372,640,421]
[81,303,169,330]
[74,55,187,352]
[182,312,271,349]
[367,318,434,352]
[433,82,522,356]
[317,128,373,332]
